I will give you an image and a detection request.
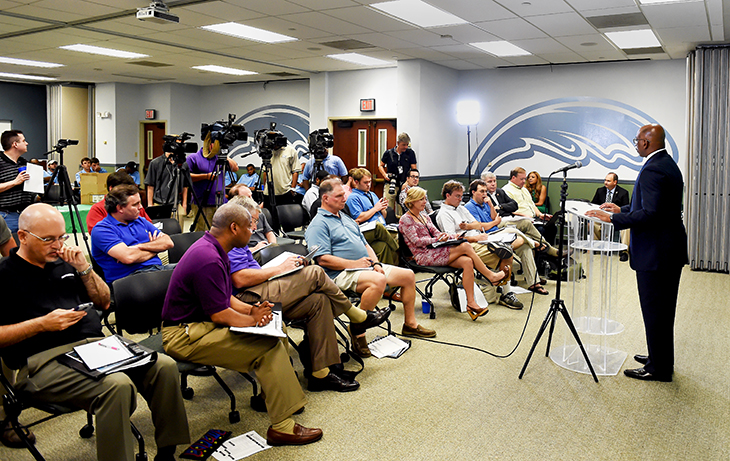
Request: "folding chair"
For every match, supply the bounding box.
[397,232,462,319]
[167,231,205,263]
[275,204,310,242]
[1,359,146,461]
[113,269,260,424]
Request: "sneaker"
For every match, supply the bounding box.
[499,292,523,310]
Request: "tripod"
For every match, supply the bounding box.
[43,144,91,255]
[257,157,281,230]
[190,149,237,231]
[161,158,203,230]
[519,173,598,383]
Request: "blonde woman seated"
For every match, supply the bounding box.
[399,187,509,321]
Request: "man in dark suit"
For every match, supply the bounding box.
[591,172,630,207]
[591,172,631,260]
[587,124,688,382]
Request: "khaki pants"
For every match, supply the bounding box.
[471,243,502,303]
[362,222,399,266]
[189,204,216,232]
[162,323,306,424]
[383,185,403,217]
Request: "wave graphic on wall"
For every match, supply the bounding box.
[224,104,310,160]
[470,97,678,179]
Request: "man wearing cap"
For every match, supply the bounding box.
[116,161,140,186]
[43,159,59,184]
[0,130,33,232]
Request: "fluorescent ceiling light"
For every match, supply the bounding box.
[326,53,390,66]
[59,44,148,59]
[192,65,257,76]
[470,41,531,57]
[604,29,661,49]
[638,0,697,4]
[0,72,56,81]
[200,22,297,44]
[0,57,63,68]
[369,0,467,28]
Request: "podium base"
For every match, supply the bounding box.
[550,344,627,376]
[574,316,625,335]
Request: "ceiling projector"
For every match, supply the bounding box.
[136,1,179,24]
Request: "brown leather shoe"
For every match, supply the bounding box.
[266,424,323,446]
[348,326,372,358]
[383,290,402,302]
[401,323,436,338]
[2,419,36,449]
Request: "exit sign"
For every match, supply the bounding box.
[145,109,156,119]
[360,99,375,112]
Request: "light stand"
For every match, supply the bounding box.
[519,171,599,383]
[457,100,480,199]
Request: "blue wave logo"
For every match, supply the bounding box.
[470,97,678,178]
[225,104,310,160]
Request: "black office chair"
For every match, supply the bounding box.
[276,204,310,242]
[261,207,277,234]
[113,269,260,424]
[167,231,205,263]
[42,184,61,205]
[385,207,398,225]
[397,232,463,319]
[1,359,146,461]
[256,242,309,264]
[151,218,182,235]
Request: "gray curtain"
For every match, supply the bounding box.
[686,46,730,272]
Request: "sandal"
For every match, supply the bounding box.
[466,305,489,321]
[527,284,549,295]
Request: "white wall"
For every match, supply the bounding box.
[115,84,143,164]
[325,67,398,120]
[94,83,116,164]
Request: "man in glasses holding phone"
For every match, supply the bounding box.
[0,203,189,460]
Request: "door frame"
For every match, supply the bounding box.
[139,120,167,184]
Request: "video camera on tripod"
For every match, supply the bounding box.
[162,132,197,165]
[53,139,79,152]
[308,128,334,167]
[254,122,287,161]
[201,114,248,160]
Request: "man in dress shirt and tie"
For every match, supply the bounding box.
[591,172,631,260]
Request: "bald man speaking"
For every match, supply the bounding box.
[587,124,688,383]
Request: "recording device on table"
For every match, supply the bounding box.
[308,128,334,175]
[190,114,248,231]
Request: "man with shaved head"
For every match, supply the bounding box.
[587,124,688,383]
[161,203,323,446]
[0,204,189,460]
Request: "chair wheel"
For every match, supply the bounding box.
[181,387,194,400]
[250,395,266,413]
[229,410,240,424]
[135,454,148,461]
[79,424,94,438]
[340,352,350,364]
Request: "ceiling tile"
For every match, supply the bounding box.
[475,17,548,41]
[576,48,627,61]
[234,0,309,16]
[537,51,588,64]
[500,54,551,66]
[430,44,492,59]
[4,4,85,22]
[287,0,360,9]
[494,0,573,17]
[511,37,572,54]
[565,0,637,13]
[427,0,517,23]
[391,46,456,60]
[321,5,413,32]
[279,11,372,35]
[710,24,723,41]
[181,2,264,22]
[526,12,598,37]
[555,33,617,52]
[433,59,484,70]
[245,15,335,40]
[655,25,710,44]
[32,0,123,16]
[431,24,501,44]
[466,55,513,68]
[641,2,708,29]
[387,28,458,47]
[347,32,422,50]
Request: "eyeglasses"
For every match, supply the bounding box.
[23,230,69,245]
[632,137,647,146]
[409,175,420,179]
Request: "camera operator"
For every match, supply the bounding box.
[378,132,417,217]
[187,135,239,232]
[261,142,301,207]
[299,152,347,191]
[146,148,191,230]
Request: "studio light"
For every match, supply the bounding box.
[456,100,480,192]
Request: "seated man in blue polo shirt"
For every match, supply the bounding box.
[306,178,435,358]
[91,184,173,283]
[344,168,399,268]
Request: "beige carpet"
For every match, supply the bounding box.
[2,264,728,461]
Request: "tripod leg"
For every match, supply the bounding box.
[557,305,599,382]
[519,304,557,379]
[545,309,559,357]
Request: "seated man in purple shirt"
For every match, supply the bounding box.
[91,184,173,283]
[227,197,390,392]
[161,203,322,447]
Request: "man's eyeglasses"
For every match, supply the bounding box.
[632,137,647,146]
[23,230,69,245]
[409,175,420,179]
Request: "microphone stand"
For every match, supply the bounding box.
[519,170,598,382]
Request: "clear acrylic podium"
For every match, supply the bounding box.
[549,201,628,376]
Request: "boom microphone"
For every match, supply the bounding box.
[551,161,583,176]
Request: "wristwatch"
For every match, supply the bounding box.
[78,265,93,276]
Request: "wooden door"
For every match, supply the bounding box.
[332,119,396,197]
[142,122,166,176]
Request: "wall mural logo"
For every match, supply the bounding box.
[226,104,310,160]
[470,97,678,179]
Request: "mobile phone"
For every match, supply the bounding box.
[74,302,94,312]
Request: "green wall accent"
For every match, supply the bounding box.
[419,176,634,211]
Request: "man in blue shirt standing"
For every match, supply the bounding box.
[345,168,399,267]
[91,184,173,284]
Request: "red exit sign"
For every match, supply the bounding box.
[360,99,375,112]
[145,109,156,119]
